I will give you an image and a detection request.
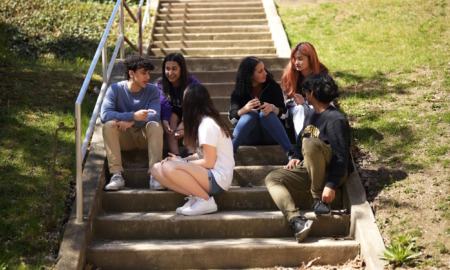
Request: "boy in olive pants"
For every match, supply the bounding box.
[265,74,353,242]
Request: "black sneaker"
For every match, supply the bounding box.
[289,216,313,243]
[312,198,331,216]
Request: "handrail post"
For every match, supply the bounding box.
[75,103,83,223]
[102,40,108,82]
[138,9,143,55]
[120,0,125,58]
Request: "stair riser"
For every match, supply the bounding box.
[187,69,282,83]
[102,188,279,212]
[152,40,274,49]
[121,166,282,188]
[148,48,277,56]
[157,13,266,20]
[152,33,272,41]
[155,19,268,27]
[153,26,270,34]
[87,241,359,269]
[94,214,350,240]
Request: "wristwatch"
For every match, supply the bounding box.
[272,104,277,112]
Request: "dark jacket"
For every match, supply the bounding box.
[228,80,287,124]
[292,106,354,189]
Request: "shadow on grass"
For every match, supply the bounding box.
[334,70,409,100]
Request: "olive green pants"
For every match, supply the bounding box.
[265,137,347,221]
[102,120,163,174]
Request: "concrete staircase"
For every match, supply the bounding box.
[148,0,278,57]
[56,0,387,269]
[84,56,360,269]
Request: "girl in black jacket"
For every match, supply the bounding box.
[228,56,293,156]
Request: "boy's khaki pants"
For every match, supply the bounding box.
[102,120,163,174]
[265,137,347,221]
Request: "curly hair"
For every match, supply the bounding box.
[123,54,154,80]
[281,42,328,98]
[161,52,189,104]
[233,56,274,98]
[302,74,339,104]
[183,84,232,149]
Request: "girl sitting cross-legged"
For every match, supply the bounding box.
[151,83,235,216]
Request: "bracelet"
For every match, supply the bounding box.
[272,104,277,112]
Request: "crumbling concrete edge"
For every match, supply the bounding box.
[263,0,292,58]
[55,118,106,270]
[345,160,387,270]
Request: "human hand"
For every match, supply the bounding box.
[259,102,273,116]
[284,159,300,169]
[133,109,154,121]
[162,120,173,134]
[174,128,184,139]
[114,119,134,131]
[321,187,335,204]
[244,98,261,113]
[293,94,305,105]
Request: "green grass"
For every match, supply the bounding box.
[278,0,449,171]
[279,0,449,267]
[0,0,144,268]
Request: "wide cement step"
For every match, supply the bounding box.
[120,165,283,187]
[188,69,283,82]
[152,39,274,49]
[156,12,266,21]
[87,237,360,269]
[102,187,277,212]
[160,1,263,9]
[154,19,268,27]
[158,7,264,15]
[94,210,350,240]
[140,57,288,73]
[102,187,344,213]
[153,25,270,34]
[152,32,272,42]
[148,47,277,57]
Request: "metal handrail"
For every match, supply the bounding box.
[75,0,152,223]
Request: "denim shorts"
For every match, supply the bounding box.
[207,169,224,196]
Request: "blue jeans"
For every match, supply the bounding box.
[232,111,292,153]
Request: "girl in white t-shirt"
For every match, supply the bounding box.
[151,84,235,216]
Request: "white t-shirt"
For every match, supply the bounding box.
[197,116,235,190]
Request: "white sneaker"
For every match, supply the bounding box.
[149,175,166,190]
[105,174,125,191]
[181,197,218,216]
[176,195,197,214]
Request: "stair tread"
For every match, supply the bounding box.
[97,210,348,221]
[89,237,358,248]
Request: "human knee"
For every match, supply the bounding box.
[145,121,163,135]
[103,120,118,132]
[265,169,285,186]
[302,137,323,155]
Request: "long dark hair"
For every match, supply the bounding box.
[183,84,232,149]
[161,52,189,103]
[233,56,274,98]
[281,42,328,97]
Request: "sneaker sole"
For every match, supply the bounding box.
[314,211,332,217]
[181,206,218,216]
[104,185,124,191]
[295,220,313,243]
